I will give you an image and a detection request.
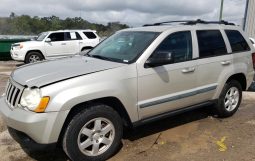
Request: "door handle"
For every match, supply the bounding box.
[79,42,83,44]
[182,67,195,73]
[61,43,66,45]
[221,60,231,65]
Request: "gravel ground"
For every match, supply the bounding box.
[0,61,255,161]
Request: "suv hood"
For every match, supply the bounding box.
[12,56,126,87]
[13,40,41,46]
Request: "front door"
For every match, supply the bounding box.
[137,31,200,119]
[44,32,68,57]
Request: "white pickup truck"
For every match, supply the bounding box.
[10,30,100,63]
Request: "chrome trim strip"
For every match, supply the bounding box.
[140,85,217,108]
[5,78,24,109]
[10,88,17,105]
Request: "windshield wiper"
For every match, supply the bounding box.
[89,54,113,61]
[86,54,125,63]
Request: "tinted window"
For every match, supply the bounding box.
[76,32,82,40]
[66,32,82,40]
[48,32,65,42]
[225,30,250,52]
[151,31,192,63]
[83,32,97,39]
[197,30,227,58]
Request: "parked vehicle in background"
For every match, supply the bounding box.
[0,20,254,161]
[10,30,100,63]
[249,37,255,48]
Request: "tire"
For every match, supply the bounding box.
[25,52,44,64]
[62,104,123,161]
[215,80,242,118]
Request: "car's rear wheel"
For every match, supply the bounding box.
[215,80,242,118]
[62,104,123,161]
[25,52,44,64]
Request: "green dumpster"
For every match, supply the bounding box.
[0,39,30,60]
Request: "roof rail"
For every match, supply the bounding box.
[143,20,193,26]
[143,19,235,26]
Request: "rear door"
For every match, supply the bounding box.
[64,32,83,55]
[195,29,232,102]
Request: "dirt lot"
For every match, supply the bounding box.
[0,61,255,161]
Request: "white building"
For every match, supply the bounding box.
[244,0,255,38]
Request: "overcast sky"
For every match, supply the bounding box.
[0,0,247,26]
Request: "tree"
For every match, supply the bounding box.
[0,12,129,36]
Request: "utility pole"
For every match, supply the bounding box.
[243,0,249,30]
[219,0,224,21]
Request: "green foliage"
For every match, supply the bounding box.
[0,13,129,37]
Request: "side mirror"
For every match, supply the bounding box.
[45,38,51,42]
[145,51,173,68]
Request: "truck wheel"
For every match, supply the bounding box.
[215,80,242,118]
[25,52,44,64]
[63,104,123,161]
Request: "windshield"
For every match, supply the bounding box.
[36,32,49,41]
[88,31,159,63]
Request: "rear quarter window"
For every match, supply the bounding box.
[83,32,97,39]
[225,30,250,53]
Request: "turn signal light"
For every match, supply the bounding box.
[34,96,50,113]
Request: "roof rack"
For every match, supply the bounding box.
[143,19,235,27]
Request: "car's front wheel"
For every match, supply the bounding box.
[25,52,44,64]
[62,104,123,161]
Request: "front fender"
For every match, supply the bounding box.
[41,76,138,122]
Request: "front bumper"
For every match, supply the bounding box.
[10,49,26,61]
[8,127,57,150]
[0,97,69,144]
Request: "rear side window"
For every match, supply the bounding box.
[83,32,97,39]
[197,30,227,58]
[76,32,82,40]
[66,32,82,40]
[225,30,250,52]
[152,31,192,63]
[48,32,65,42]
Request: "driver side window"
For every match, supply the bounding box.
[151,31,193,63]
[48,32,65,42]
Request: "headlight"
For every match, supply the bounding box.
[20,88,50,113]
[19,43,24,49]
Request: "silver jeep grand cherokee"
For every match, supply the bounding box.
[1,20,255,161]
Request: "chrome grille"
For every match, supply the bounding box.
[5,80,23,108]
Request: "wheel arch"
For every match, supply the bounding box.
[57,96,132,144]
[226,73,247,91]
[26,50,45,59]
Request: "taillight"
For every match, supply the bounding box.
[252,53,255,69]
